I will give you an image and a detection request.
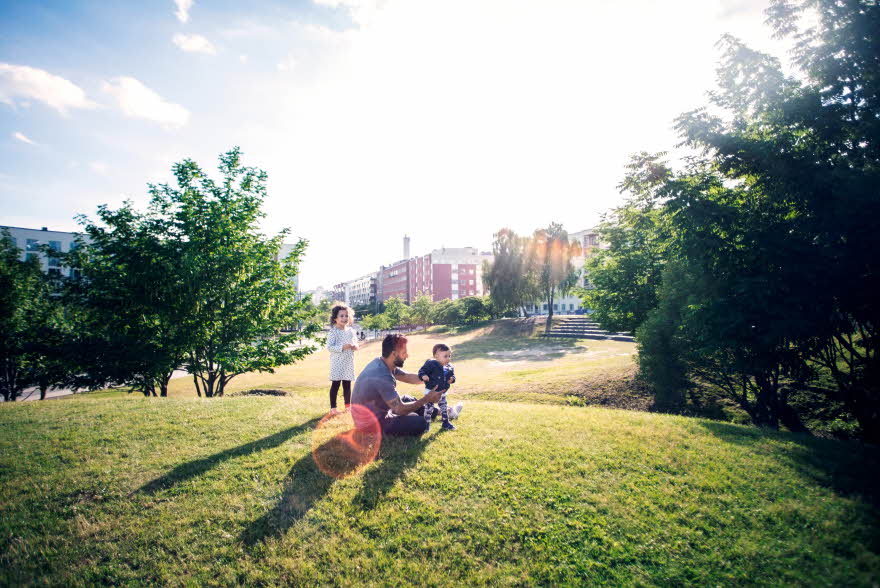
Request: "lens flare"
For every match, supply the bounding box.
[310,405,381,479]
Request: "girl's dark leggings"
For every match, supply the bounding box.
[329,380,351,409]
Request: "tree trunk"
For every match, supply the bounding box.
[521,304,530,318]
[39,384,47,400]
[545,290,554,334]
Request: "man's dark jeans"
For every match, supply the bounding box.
[380,395,429,437]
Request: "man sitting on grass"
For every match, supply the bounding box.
[351,334,443,437]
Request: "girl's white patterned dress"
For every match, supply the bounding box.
[327,326,357,381]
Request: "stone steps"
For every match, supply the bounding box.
[541,317,635,342]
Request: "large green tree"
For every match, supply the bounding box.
[602,0,880,437]
[68,148,321,398]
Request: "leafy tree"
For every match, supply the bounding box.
[582,154,671,333]
[382,296,411,329]
[459,296,492,325]
[431,298,462,326]
[68,148,321,398]
[0,232,65,401]
[532,223,577,333]
[483,228,540,316]
[410,293,435,328]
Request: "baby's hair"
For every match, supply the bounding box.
[330,303,354,327]
[432,343,450,355]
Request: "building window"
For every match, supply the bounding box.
[543,304,548,311]
[26,239,39,252]
[48,241,61,268]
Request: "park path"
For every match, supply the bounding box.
[5,369,191,402]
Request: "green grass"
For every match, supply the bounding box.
[2,321,878,585]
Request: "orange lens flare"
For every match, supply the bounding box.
[310,405,382,479]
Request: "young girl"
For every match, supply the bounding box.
[327,303,358,414]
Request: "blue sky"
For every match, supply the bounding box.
[1,0,797,289]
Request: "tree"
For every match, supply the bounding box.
[459,296,491,325]
[431,299,463,326]
[0,232,64,401]
[382,296,411,329]
[582,154,672,334]
[410,293,435,328]
[532,223,577,334]
[68,148,321,398]
[667,1,880,438]
[483,228,540,316]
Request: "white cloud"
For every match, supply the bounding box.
[172,33,216,55]
[239,54,248,64]
[102,77,189,128]
[89,161,109,175]
[276,55,298,72]
[0,63,98,115]
[12,131,35,145]
[174,0,193,23]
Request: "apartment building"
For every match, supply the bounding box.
[1,225,83,276]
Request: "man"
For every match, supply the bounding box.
[351,334,443,436]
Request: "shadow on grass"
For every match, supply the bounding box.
[351,434,432,510]
[698,420,880,509]
[241,425,434,546]
[136,416,322,494]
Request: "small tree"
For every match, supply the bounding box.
[483,228,540,316]
[382,296,411,329]
[410,293,435,328]
[532,223,577,334]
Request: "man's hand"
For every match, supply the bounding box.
[424,387,443,404]
[421,375,429,382]
[448,376,456,384]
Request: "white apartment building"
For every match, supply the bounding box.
[1,225,83,277]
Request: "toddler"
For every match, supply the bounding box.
[327,303,358,415]
[418,343,463,431]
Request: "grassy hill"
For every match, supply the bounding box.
[1,322,878,585]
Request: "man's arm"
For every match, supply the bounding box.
[387,388,442,415]
[394,370,425,386]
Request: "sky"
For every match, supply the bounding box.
[0,0,802,290]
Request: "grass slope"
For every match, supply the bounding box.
[2,393,878,586]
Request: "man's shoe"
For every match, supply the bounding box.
[441,421,456,431]
[448,402,464,420]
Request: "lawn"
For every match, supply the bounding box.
[1,321,878,586]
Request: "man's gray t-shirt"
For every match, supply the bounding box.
[351,357,404,428]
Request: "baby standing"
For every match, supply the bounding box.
[327,304,358,414]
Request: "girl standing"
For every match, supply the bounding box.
[327,304,358,414]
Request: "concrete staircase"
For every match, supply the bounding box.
[540,316,635,342]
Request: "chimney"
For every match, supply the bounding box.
[403,235,410,260]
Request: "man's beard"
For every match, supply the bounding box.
[394,357,405,368]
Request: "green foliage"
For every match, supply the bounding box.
[0,231,67,401]
[68,148,321,398]
[591,0,880,439]
[582,162,670,333]
[532,223,577,333]
[381,296,411,329]
[409,293,435,327]
[482,228,540,316]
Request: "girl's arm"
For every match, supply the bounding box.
[327,328,344,353]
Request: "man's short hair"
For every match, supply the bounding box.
[382,334,408,358]
[432,343,450,355]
